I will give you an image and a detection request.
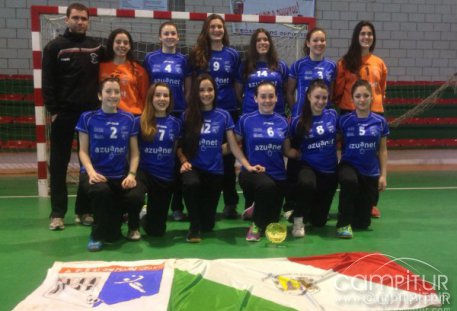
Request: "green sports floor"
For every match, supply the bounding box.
[0,171,456,311]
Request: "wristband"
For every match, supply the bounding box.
[128,171,136,176]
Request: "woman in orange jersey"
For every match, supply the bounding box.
[333,21,387,218]
[100,29,149,115]
[334,21,387,115]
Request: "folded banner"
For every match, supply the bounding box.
[13,252,442,310]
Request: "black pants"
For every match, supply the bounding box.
[170,157,184,212]
[295,165,338,227]
[239,171,285,231]
[181,168,223,233]
[337,162,378,229]
[283,158,301,211]
[134,171,174,236]
[49,111,89,218]
[79,173,144,242]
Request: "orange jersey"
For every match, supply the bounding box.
[333,54,387,113]
[99,61,149,115]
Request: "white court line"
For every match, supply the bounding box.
[1,186,457,199]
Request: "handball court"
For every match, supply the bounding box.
[0,150,456,310]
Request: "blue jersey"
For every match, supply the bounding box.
[239,60,289,115]
[338,112,389,177]
[144,50,191,113]
[183,108,234,174]
[289,109,338,173]
[194,47,240,112]
[136,115,182,182]
[75,109,137,178]
[235,111,288,180]
[289,56,336,117]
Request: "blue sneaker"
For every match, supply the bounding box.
[87,238,103,252]
[336,225,353,239]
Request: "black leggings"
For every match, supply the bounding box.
[239,171,286,231]
[181,168,223,233]
[131,171,174,236]
[337,162,378,229]
[79,173,144,242]
[295,165,337,227]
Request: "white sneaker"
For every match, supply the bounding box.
[127,230,141,241]
[49,217,65,230]
[139,205,147,220]
[292,223,305,238]
[283,210,293,221]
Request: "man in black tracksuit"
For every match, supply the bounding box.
[42,3,103,230]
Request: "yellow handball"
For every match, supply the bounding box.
[265,223,287,244]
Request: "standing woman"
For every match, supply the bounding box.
[131,83,182,237]
[287,27,336,117]
[333,20,387,217]
[178,74,261,243]
[235,82,291,242]
[285,80,338,238]
[144,21,191,115]
[236,28,289,115]
[189,14,241,218]
[100,28,149,115]
[144,21,192,220]
[334,21,387,115]
[336,79,388,239]
[76,77,143,251]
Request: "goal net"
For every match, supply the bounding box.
[31,6,314,196]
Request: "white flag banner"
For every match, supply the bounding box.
[13,253,444,311]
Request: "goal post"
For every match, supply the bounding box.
[30,5,315,197]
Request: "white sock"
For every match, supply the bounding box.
[293,217,304,225]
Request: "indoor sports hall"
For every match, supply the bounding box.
[1,1,456,310]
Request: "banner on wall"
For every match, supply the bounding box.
[119,0,168,10]
[229,0,315,38]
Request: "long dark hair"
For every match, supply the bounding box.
[182,73,217,159]
[140,83,174,141]
[105,28,141,79]
[342,21,376,74]
[303,27,327,56]
[189,14,230,70]
[243,28,279,80]
[295,79,329,142]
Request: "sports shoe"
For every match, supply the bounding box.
[246,224,261,242]
[87,238,103,252]
[139,205,147,220]
[49,217,65,230]
[222,205,239,219]
[242,203,255,220]
[75,214,94,226]
[186,230,202,243]
[172,210,185,221]
[283,210,294,223]
[371,206,381,218]
[336,225,353,239]
[292,223,305,238]
[127,230,141,241]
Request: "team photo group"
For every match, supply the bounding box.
[43,3,388,251]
